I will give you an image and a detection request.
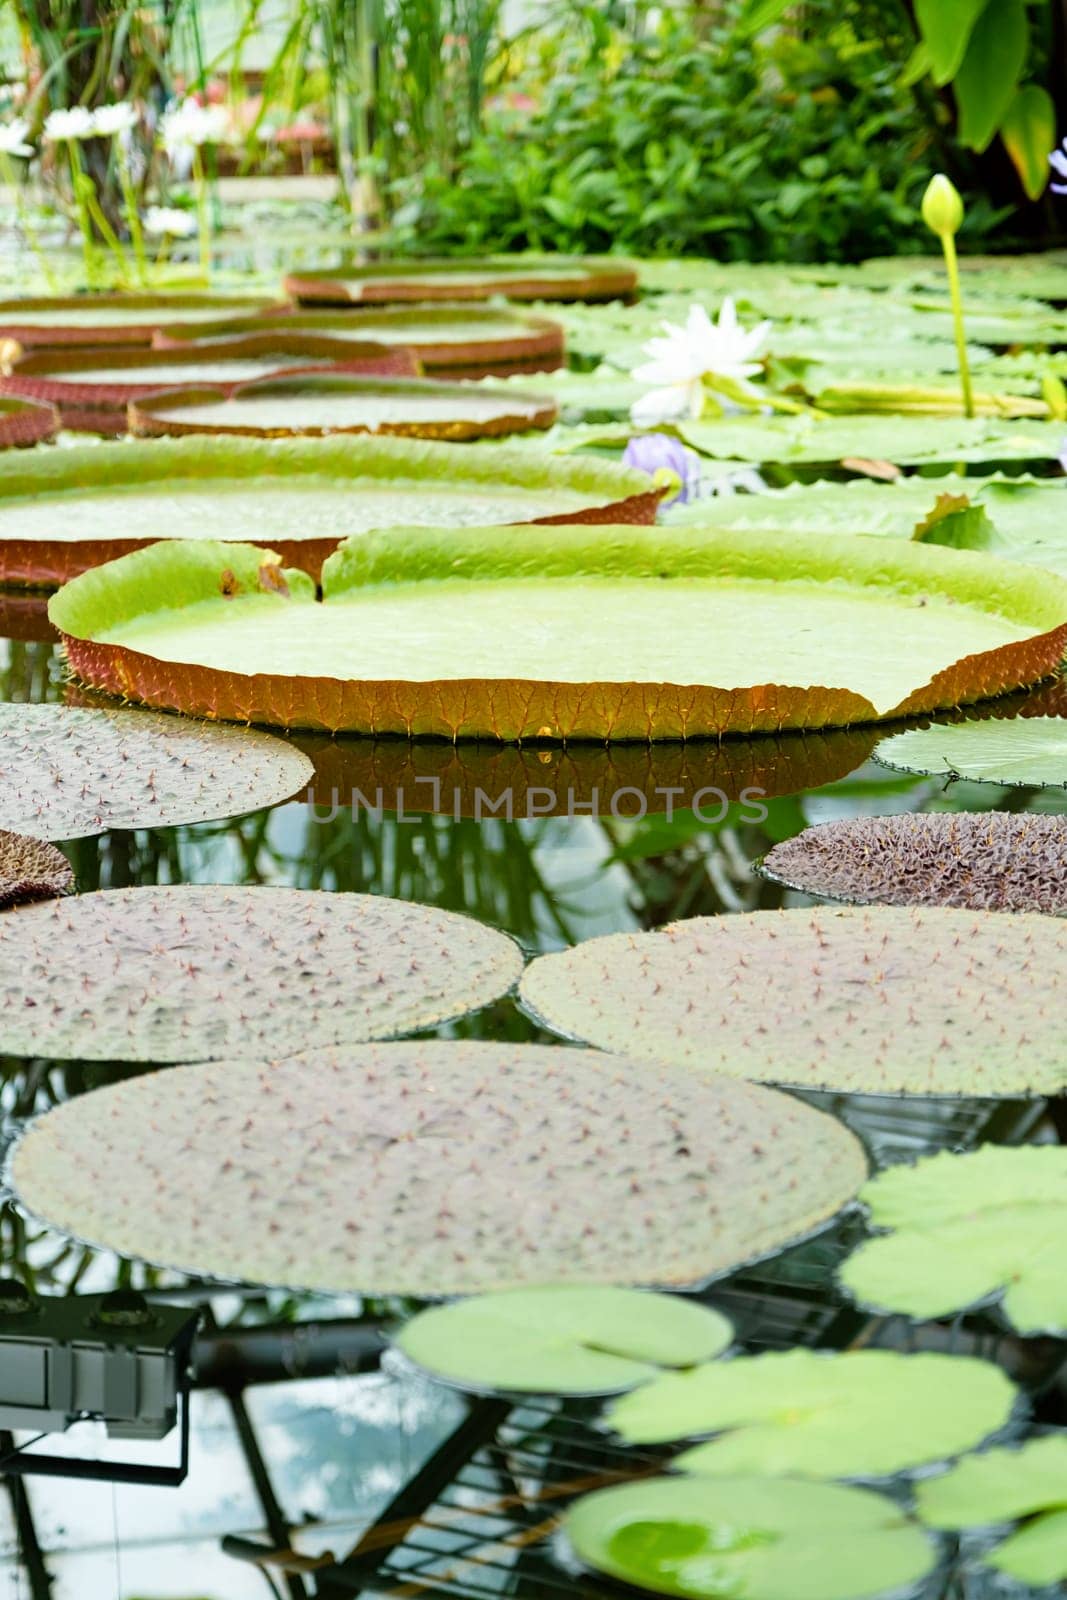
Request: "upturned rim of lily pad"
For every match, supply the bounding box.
[283,254,638,306]
[48,524,1067,738]
[0,292,278,349]
[0,394,59,449]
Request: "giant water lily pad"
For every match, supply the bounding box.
[519,907,1067,1095]
[0,335,418,433]
[680,414,1066,469]
[0,395,59,448]
[608,1349,1016,1478]
[564,1476,937,1600]
[0,704,313,840]
[49,526,1067,738]
[0,436,656,587]
[916,1437,1067,1587]
[155,306,565,376]
[0,887,522,1061]
[283,255,637,305]
[8,1041,866,1292]
[394,1287,733,1396]
[840,1146,1067,1332]
[875,716,1067,788]
[130,374,557,442]
[760,813,1067,913]
[0,294,276,350]
[0,830,73,908]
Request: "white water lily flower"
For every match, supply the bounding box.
[160,99,229,158]
[92,101,138,138]
[0,118,34,158]
[143,205,197,238]
[630,298,771,427]
[42,106,97,142]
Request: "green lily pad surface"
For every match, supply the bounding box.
[9,1042,866,1294]
[916,1436,1067,1587]
[564,1476,937,1600]
[49,525,1067,738]
[840,1146,1067,1332]
[607,1349,1015,1478]
[519,907,1067,1095]
[395,1287,733,1396]
[130,374,557,441]
[0,435,654,587]
[0,704,314,840]
[875,716,1067,788]
[0,886,523,1062]
[759,813,1067,913]
[679,414,1065,468]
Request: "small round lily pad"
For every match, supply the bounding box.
[760,812,1067,913]
[0,831,73,909]
[519,907,1067,1096]
[876,715,1067,788]
[564,1476,938,1600]
[840,1146,1067,1333]
[916,1436,1067,1588]
[9,1042,866,1292]
[0,888,523,1062]
[0,704,314,841]
[394,1287,733,1396]
[607,1348,1016,1479]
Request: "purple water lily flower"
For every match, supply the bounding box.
[622,432,696,505]
[1051,139,1067,195]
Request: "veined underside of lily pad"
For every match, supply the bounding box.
[49,524,1067,739]
[0,435,658,588]
[129,373,558,442]
[0,293,277,350]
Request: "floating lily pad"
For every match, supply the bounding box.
[154,306,565,377]
[0,335,418,433]
[680,414,1066,469]
[0,887,522,1062]
[564,1476,937,1600]
[0,830,73,908]
[49,525,1067,738]
[608,1349,1016,1479]
[760,813,1067,913]
[839,1146,1067,1332]
[394,1287,733,1396]
[0,294,276,350]
[130,374,557,442]
[0,395,59,448]
[875,717,1067,789]
[519,907,1067,1095]
[283,255,637,305]
[8,1041,866,1292]
[0,704,313,840]
[0,436,656,587]
[916,1436,1067,1587]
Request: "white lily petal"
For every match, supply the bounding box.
[630,383,697,428]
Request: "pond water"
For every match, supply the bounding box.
[1,621,1063,1598]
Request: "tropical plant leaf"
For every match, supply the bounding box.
[607,1349,1016,1479]
[519,907,1067,1095]
[395,1287,733,1396]
[47,526,1067,738]
[914,0,994,86]
[564,1476,937,1600]
[916,1436,1067,1586]
[9,1042,867,1294]
[840,1146,1067,1332]
[875,716,1067,788]
[953,0,1029,153]
[1001,85,1059,201]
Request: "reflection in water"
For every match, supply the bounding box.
[0,625,1065,1596]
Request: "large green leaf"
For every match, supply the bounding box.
[47,524,1067,737]
[840,1146,1067,1332]
[954,0,1029,152]
[914,0,993,85]
[565,1476,937,1600]
[395,1287,733,1396]
[916,1436,1067,1586]
[679,414,1064,467]
[875,716,1067,787]
[608,1349,1015,1479]
[1001,85,1059,201]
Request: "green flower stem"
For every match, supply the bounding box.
[191,147,211,283]
[65,141,99,288]
[0,151,57,290]
[940,230,974,420]
[82,184,131,282]
[117,155,148,285]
